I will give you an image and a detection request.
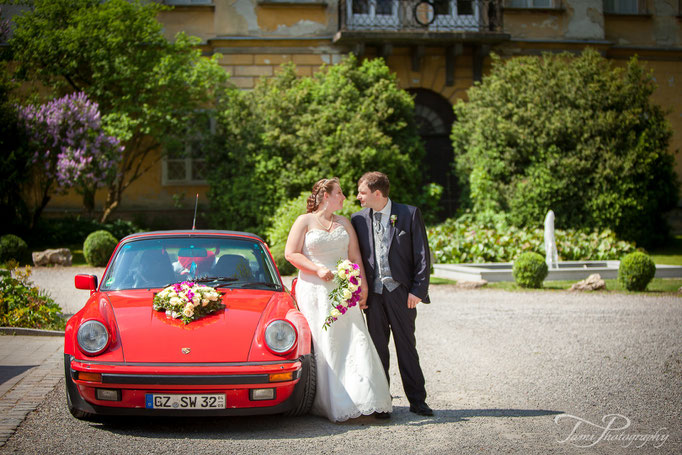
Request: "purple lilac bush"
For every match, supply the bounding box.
[17,92,122,192]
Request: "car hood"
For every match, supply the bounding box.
[105,289,275,363]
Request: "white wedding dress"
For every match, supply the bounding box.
[295,226,392,422]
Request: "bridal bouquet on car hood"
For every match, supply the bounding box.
[153,281,224,324]
[322,259,362,331]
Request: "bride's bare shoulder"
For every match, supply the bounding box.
[292,213,315,229]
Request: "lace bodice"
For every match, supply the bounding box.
[302,226,349,270]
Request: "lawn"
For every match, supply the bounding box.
[649,235,682,265]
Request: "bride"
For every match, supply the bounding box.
[285,177,392,421]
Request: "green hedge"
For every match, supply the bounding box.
[30,216,140,248]
[428,214,636,264]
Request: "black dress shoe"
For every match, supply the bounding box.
[409,402,434,416]
[374,412,391,419]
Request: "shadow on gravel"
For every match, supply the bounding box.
[403,408,564,426]
[87,407,563,440]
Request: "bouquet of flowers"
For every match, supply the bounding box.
[322,259,362,331]
[153,281,224,324]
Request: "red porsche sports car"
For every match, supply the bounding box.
[65,230,314,418]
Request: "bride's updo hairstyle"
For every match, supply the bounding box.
[307,177,340,213]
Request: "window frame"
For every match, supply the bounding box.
[161,114,216,187]
[603,0,648,15]
[504,0,560,9]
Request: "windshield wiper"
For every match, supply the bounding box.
[192,276,240,286]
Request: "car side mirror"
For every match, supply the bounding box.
[75,274,98,294]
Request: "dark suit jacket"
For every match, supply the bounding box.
[351,202,430,303]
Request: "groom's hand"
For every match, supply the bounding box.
[407,293,421,309]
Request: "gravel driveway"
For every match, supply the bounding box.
[6,271,682,454]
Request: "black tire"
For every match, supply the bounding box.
[65,382,95,420]
[286,347,316,416]
[64,355,96,421]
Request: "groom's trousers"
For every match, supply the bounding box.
[365,284,427,405]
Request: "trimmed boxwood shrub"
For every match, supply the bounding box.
[618,252,656,291]
[513,252,548,288]
[83,230,118,267]
[0,234,29,264]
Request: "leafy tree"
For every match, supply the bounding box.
[0,8,32,234]
[452,48,678,247]
[208,55,427,235]
[9,0,230,222]
[17,92,122,226]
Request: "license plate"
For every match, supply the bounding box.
[145,394,226,409]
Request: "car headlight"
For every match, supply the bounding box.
[77,320,109,355]
[264,320,296,354]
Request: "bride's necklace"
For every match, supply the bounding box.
[315,213,334,232]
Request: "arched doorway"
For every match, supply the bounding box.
[408,88,458,219]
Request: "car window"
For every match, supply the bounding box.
[101,236,280,291]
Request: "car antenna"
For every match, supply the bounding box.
[192,193,199,230]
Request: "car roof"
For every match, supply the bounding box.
[120,230,265,244]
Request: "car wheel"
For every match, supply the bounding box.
[64,355,96,421]
[65,385,95,420]
[286,346,316,416]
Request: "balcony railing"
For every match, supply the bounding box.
[339,0,503,33]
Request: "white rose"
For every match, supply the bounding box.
[348,283,358,292]
[342,288,352,300]
[338,269,347,280]
[350,268,360,277]
[330,309,341,318]
[170,297,182,306]
[202,298,209,307]
[182,306,194,318]
[171,311,180,319]
[192,295,201,305]
[208,292,219,301]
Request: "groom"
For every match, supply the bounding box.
[351,171,433,417]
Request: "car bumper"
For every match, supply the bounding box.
[65,354,311,416]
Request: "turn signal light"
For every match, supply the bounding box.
[78,372,102,382]
[268,372,293,382]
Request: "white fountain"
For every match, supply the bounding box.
[544,210,559,270]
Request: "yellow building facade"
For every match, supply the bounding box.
[44,0,681,227]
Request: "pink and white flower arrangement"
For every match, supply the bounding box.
[322,259,362,331]
[153,281,224,324]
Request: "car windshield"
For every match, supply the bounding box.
[100,236,281,291]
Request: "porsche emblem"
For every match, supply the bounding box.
[181,347,191,354]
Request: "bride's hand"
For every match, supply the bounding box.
[316,266,333,281]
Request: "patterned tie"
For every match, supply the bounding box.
[374,212,383,235]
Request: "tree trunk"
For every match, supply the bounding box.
[30,191,51,230]
[100,181,121,224]
[81,186,96,218]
